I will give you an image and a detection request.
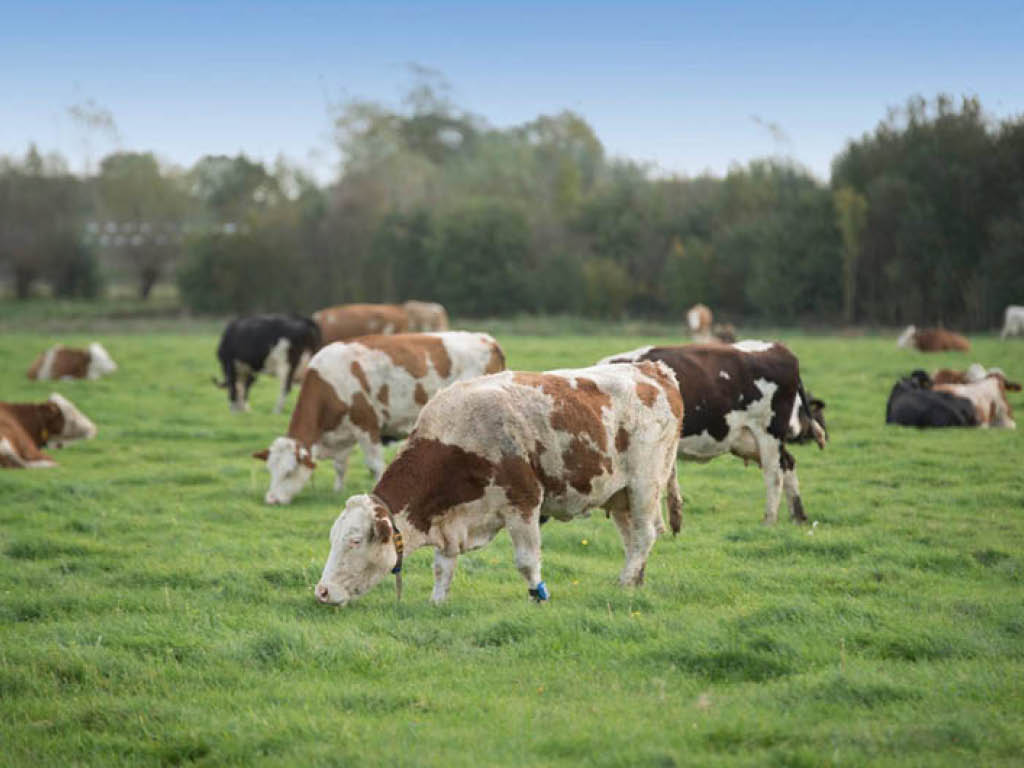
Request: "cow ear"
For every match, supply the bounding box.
[373,515,392,544]
[811,399,826,410]
[252,449,269,461]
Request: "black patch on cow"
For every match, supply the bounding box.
[885,372,978,427]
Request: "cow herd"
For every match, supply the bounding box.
[2,300,1020,607]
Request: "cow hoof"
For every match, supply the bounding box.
[528,581,550,602]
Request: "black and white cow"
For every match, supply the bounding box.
[885,370,978,427]
[214,314,322,413]
[599,340,826,526]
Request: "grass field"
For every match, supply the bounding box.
[1,317,1023,767]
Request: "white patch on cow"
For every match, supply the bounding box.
[732,339,774,353]
[687,308,701,332]
[965,363,987,383]
[0,437,26,467]
[264,436,315,504]
[49,393,97,444]
[719,370,731,380]
[86,342,117,379]
[38,347,59,380]
[595,345,652,366]
[897,325,916,349]
[787,397,803,439]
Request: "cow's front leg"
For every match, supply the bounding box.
[505,508,546,600]
[273,369,294,414]
[779,446,807,523]
[757,437,784,524]
[431,550,459,604]
[358,438,386,483]
[331,446,353,492]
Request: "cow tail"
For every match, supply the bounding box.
[666,453,683,536]
[797,377,827,449]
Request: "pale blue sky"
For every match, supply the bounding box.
[2,1,1022,182]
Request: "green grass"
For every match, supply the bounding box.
[1,315,1023,767]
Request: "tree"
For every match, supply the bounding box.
[834,186,868,324]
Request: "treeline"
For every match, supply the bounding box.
[2,91,1022,328]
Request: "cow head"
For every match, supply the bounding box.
[256,436,316,505]
[897,325,917,349]
[315,494,397,606]
[48,393,97,447]
[789,393,827,446]
[88,342,118,377]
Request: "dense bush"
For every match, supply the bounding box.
[177,233,291,314]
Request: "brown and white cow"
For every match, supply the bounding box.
[314,361,684,606]
[255,332,506,504]
[599,340,826,526]
[687,304,713,342]
[403,300,449,332]
[933,364,1021,391]
[313,304,410,346]
[27,342,117,380]
[933,376,1016,429]
[897,325,970,352]
[0,394,97,468]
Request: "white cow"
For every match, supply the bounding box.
[314,362,684,606]
[1002,306,1024,340]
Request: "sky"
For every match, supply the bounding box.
[2,0,1023,184]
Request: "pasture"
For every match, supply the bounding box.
[1,322,1023,767]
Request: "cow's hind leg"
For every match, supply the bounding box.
[504,506,546,600]
[619,484,662,587]
[757,436,784,524]
[779,446,807,523]
[431,550,459,604]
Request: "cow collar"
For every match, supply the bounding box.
[370,494,404,601]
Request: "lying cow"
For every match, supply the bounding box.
[934,376,1016,429]
[255,332,506,505]
[885,370,977,427]
[1001,305,1024,340]
[314,361,684,606]
[27,342,117,380]
[403,300,449,332]
[0,394,97,468]
[313,303,409,346]
[897,325,970,352]
[599,341,826,526]
[933,364,1021,391]
[215,314,321,413]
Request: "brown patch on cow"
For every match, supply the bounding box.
[615,427,630,453]
[376,384,389,406]
[635,381,659,408]
[414,382,429,405]
[27,346,91,379]
[494,455,541,517]
[285,368,348,448]
[350,361,370,392]
[932,368,970,385]
[485,342,507,374]
[375,437,494,534]
[913,328,970,352]
[356,334,453,379]
[0,402,66,448]
[529,441,568,497]
[512,372,611,451]
[313,304,409,345]
[562,436,613,494]
[0,406,56,467]
[348,392,380,441]
[635,361,684,421]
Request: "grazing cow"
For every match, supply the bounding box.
[885,370,978,427]
[0,394,97,468]
[934,376,1016,429]
[314,361,684,606]
[256,332,506,505]
[1001,306,1024,340]
[27,342,117,380]
[313,303,409,346]
[598,341,826,526]
[897,325,970,352]
[214,314,321,413]
[687,304,713,342]
[933,364,1021,391]
[403,300,449,332]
